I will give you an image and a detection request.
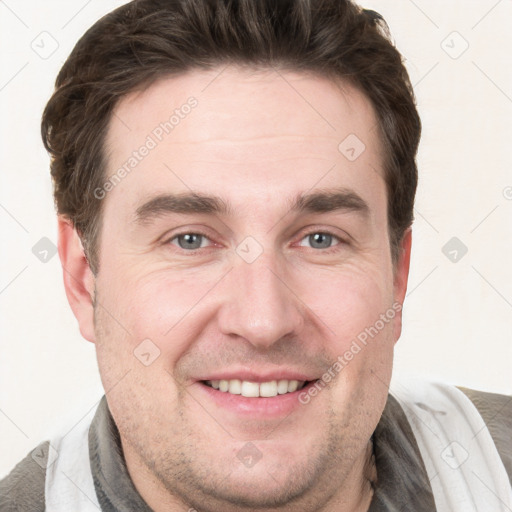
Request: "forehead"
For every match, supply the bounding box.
[102,66,386,221]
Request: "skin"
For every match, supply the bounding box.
[59,66,412,512]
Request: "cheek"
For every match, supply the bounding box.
[294,264,393,347]
[297,263,396,404]
[92,285,183,435]
[95,266,222,360]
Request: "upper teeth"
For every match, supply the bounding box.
[206,379,306,397]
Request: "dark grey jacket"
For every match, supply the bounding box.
[1,387,511,511]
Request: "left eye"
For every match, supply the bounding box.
[170,233,211,250]
[298,232,341,250]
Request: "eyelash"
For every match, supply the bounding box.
[164,229,347,254]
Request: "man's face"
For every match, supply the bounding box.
[80,67,410,510]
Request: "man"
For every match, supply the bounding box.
[1,0,511,511]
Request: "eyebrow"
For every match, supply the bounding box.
[135,193,231,222]
[134,188,370,223]
[290,188,370,217]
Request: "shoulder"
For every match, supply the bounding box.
[0,441,48,512]
[458,386,512,484]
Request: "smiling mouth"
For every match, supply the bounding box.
[202,379,313,398]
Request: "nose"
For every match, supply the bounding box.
[217,251,304,350]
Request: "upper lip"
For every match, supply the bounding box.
[196,369,317,383]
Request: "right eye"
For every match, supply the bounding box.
[167,232,213,251]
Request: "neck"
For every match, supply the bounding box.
[327,436,376,512]
[359,436,377,511]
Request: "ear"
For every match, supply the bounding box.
[57,216,96,343]
[392,228,412,343]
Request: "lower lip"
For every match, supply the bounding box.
[195,381,319,418]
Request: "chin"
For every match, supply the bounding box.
[157,439,333,512]
[186,465,318,510]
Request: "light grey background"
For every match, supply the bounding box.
[1,0,511,477]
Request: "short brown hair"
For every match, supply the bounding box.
[42,0,420,273]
